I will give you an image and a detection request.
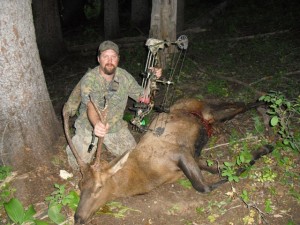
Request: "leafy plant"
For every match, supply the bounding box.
[259,91,300,152]
[98,201,141,218]
[251,167,277,182]
[222,161,240,182]
[0,166,15,209]
[0,165,11,181]
[264,198,273,213]
[1,185,16,211]
[240,190,250,203]
[177,178,192,189]
[4,198,47,225]
[45,183,79,224]
[222,144,261,182]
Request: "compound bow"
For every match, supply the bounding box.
[130,35,189,133]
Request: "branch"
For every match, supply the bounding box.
[249,76,273,86]
[190,59,266,96]
[240,198,269,224]
[209,30,290,42]
[285,70,300,76]
[202,136,261,152]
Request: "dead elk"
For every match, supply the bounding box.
[62,98,273,224]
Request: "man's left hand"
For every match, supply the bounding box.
[149,67,162,79]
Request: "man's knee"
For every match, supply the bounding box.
[65,132,96,169]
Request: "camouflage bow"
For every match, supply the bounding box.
[130,36,189,132]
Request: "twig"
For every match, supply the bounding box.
[202,136,261,152]
[285,70,300,76]
[249,76,273,86]
[228,204,242,211]
[240,198,269,224]
[209,30,290,42]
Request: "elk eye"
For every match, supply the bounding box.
[95,184,102,192]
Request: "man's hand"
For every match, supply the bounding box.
[138,96,150,104]
[149,67,162,79]
[94,121,109,137]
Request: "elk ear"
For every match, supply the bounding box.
[106,151,130,176]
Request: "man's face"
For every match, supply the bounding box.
[98,49,119,75]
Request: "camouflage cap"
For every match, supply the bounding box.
[98,40,119,54]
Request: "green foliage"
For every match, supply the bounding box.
[0,166,11,181]
[195,206,205,214]
[45,184,79,210]
[4,198,46,225]
[251,167,277,182]
[168,204,181,215]
[264,198,273,213]
[177,178,193,189]
[221,145,254,182]
[240,190,250,203]
[259,91,300,152]
[0,166,15,210]
[206,159,214,167]
[206,80,229,97]
[222,161,240,182]
[48,203,65,225]
[98,201,141,218]
[289,188,300,204]
[45,184,79,224]
[0,184,15,209]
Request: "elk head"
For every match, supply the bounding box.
[63,98,128,224]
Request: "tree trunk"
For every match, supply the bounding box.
[104,0,120,39]
[149,0,177,69]
[131,0,150,32]
[32,0,66,64]
[0,0,61,172]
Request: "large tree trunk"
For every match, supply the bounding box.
[0,1,61,172]
[104,0,120,39]
[131,0,150,33]
[149,0,177,69]
[32,0,66,64]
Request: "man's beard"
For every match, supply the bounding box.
[103,64,117,75]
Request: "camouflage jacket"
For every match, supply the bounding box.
[74,66,144,133]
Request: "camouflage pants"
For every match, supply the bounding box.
[66,125,137,170]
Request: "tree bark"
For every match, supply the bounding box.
[104,0,120,39]
[0,0,61,172]
[149,0,177,69]
[32,0,66,64]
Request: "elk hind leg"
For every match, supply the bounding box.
[178,152,227,193]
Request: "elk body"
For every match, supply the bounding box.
[63,98,273,224]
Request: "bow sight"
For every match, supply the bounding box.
[130,35,189,132]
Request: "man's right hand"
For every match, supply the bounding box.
[94,121,109,137]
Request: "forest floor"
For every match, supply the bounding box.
[1,0,300,225]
